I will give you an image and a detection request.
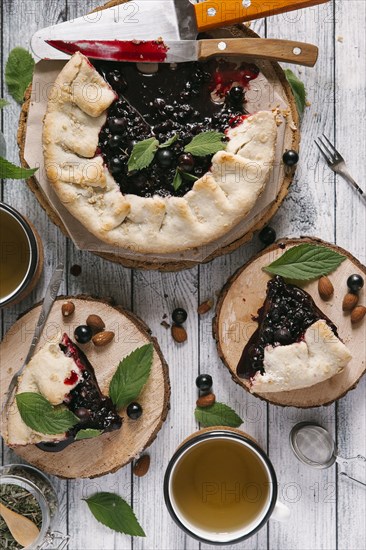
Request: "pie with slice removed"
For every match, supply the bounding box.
[43,52,278,254]
[237,276,352,393]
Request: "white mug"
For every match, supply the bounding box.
[164,428,289,545]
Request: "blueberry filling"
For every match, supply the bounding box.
[37,334,122,453]
[237,276,338,380]
[94,59,259,198]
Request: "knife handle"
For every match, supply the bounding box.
[198,38,318,66]
[194,0,329,31]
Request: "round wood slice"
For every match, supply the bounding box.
[17,0,299,272]
[214,237,366,408]
[0,296,170,479]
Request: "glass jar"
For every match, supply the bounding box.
[0,464,69,549]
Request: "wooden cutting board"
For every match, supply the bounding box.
[0,297,170,479]
[17,0,299,272]
[214,238,366,408]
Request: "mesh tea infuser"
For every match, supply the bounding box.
[290,422,366,487]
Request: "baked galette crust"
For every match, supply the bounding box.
[43,52,278,254]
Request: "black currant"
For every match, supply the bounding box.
[172,308,188,325]
[283,150,299,166]
[274,328,292,345]
[259,226,276,245]
[156,149,174,168]
[109,135,123,149]
[127,402,143,420]
[109,157,125,176]
[74,325,93,344]
[347,274,364,292]
[229,86,244,104]
[178,153,194,173]
[196,374,213,392]
[109,117,128,134]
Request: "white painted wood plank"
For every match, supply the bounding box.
[132,269,200,550]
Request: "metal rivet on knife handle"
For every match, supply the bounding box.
[194,0,330,32]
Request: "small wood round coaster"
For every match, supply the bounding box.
[214,237,366,408]
[0,296,170,479]
[17,0,299,272]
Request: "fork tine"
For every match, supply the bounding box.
[315,139,332,165]
[322,134,343,160]
[318,137,335,162]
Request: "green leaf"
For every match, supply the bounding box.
[284,69,306,116]
[263,244,346,281]
[127,137,159,172]
[0,157,38,180]
[184,131,226,157]
[84,493,145,536]
[109,344,153,410]
[159,134,178,148]
[5,47,35,104]
[0,99,9,109]
[172,169,183,192]
[195,402,243,428]
[75,429,102,441]
[16,393,79,435]
[181,171,198,183]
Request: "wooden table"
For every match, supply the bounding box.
[1,1,365,549]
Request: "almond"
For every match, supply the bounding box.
[197,299,213,315]
[92,331,115,347]
[61,301,75,317]
[196,393,216,408]
[351,306,366,324]
[318,276,334,300]
[342,293,359,311]
[133,455,150,477]
[171,324,187,343]
[86,314,105,333]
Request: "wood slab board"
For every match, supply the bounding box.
[17,0,299,272]
[0,297,170,479]
[214,238,366,407]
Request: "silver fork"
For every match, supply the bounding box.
[315,134,365,199]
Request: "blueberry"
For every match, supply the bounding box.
[274,327,292,345]
[74,325,93,344]
[156,149,174,168]
[172,308,188,324]
[259,226,276,246]
[195,374,213,392]
[109,117,128,134]
[127,402,142,420]
[283,150,299,166]
[229,86,244,104]
[178,153,194,173]
[347,274,364,292]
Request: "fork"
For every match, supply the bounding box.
[315,134,365,199]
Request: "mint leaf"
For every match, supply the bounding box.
[284,69,306,116]
[195,402,243,428]
[5,47,35,104]
[172,169,183,192]
[109,344,153,410]
[181,171,198,183]
[128,137,159,172]
[16,393,78,435]
[263,244,346,281]
[84,493,145,536]
[75,429,102,441]
[159,134,178,148]
[0,99,9,109]
[0,157,38,180]
[184,131,226,157]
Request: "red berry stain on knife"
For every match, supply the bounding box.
[46,39,169,63]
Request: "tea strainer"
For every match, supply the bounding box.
[290,422,366,487]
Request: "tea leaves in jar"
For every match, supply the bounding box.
[0,484,42,549]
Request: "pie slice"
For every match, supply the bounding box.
[6,334,122,451]
[237,275,352,393]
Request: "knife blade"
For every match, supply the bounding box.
[46,37,318,67]
[30,0,329,61]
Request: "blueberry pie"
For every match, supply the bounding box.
[6,333,122,450]
[237,276,352,393]
[43,52,277,254]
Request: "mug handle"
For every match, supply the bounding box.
[271,500,291,522]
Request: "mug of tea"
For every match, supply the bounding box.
[0,202,43,308]
[164,427,289,544]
